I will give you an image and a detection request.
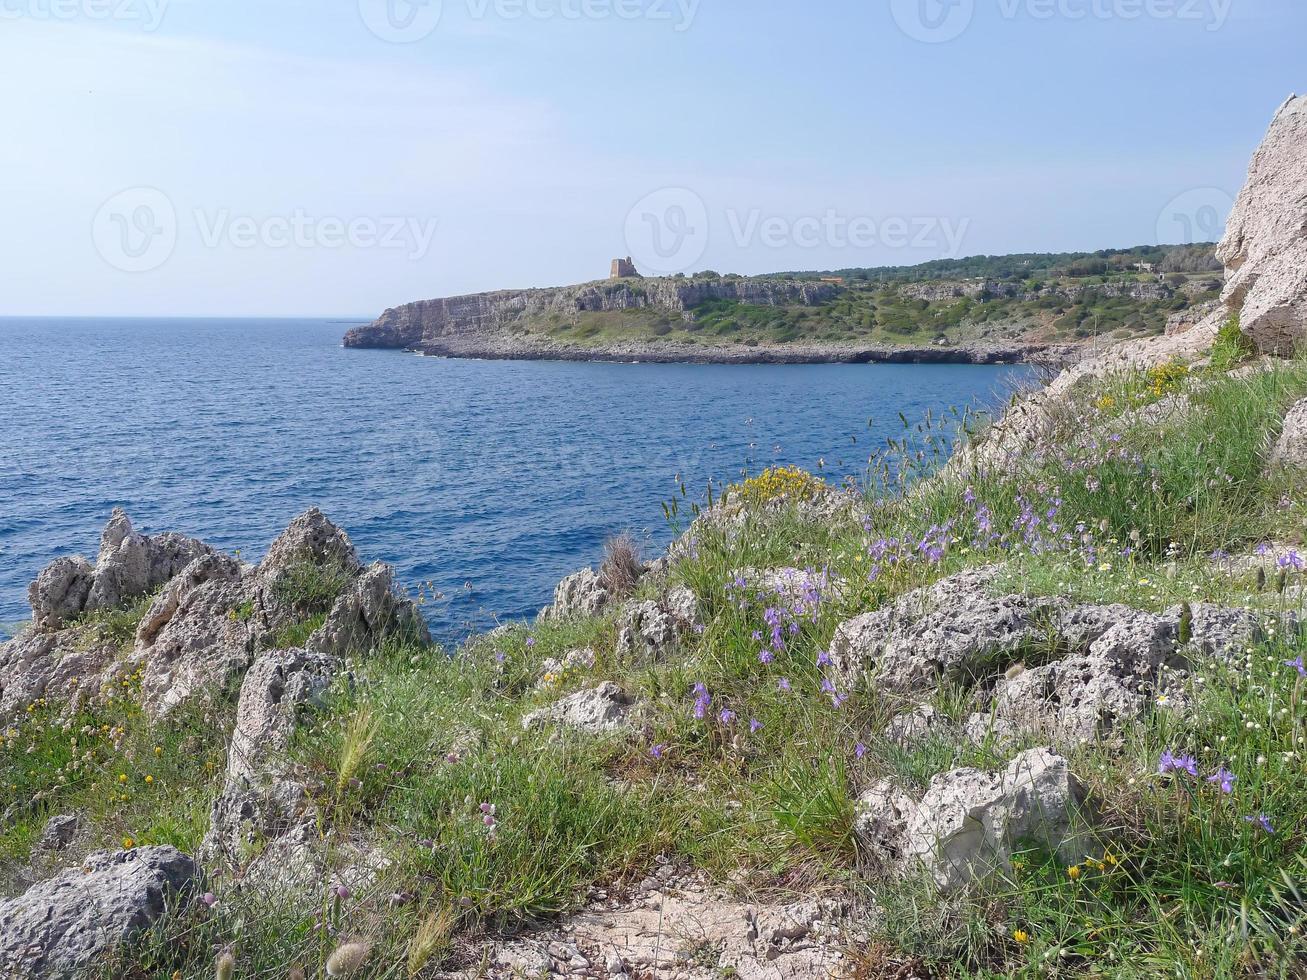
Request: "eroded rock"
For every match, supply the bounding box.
[830,569,1061,693]
[521,682,636,734]
[903,748,1090,894]
[0,846,197,978]
[1218,94,1307,355]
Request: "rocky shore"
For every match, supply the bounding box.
[393,334,1072,366]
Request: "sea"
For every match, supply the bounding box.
[0,317,1032,641]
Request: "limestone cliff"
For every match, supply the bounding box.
[1218,93,1307,355]
[342,277,838,352]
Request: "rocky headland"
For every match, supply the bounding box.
[1,95,1305,978]
[343,247,1222,366]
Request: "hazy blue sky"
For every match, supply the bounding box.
[2,0,1303,315]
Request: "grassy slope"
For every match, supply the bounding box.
[530,274,1221,351]
[3,350,1306,978]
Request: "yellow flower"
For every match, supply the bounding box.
[1013,929,1029,943]
[1067,865,1082,880]
[154,746,163,757]
[122,837,135,849]
[144,775,154,785]
[118,773,128,784]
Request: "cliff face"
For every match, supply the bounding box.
[1218,93,1307,355]
[342,277,839,351]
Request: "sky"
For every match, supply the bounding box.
[1,0,1304,316]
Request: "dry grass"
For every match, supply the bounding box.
[598,532,644,598]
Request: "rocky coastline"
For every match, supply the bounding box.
[1,95,1305,978]
[392,334,1073,366]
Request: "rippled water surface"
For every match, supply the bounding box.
[0,317,1031,639]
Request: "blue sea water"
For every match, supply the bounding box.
[0,317,1031,641]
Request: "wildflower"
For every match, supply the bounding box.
[1158,750,1197,776]
[122,837,135,850]
[758,649,774,665]
[1279,551,1305,573]
[1244,814,1274,834]
[777,678,791,692]
[201,891,218,908]
[1285,656,1306,678]
[816,649,832,667]
[332,883,352,901]
[325,940,373,977]
[1013,929,1030,944]
[144,775,154,785]
[1206,767,1236,794]
[749,718,763,733]
[718,708,737,725]
[650,743,667,760]
[855,742,867,759]
[692,683,711,719]
[1067,865,1081,880]
[525,637,536,647]
[118,773,128,784]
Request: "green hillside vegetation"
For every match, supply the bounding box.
[532,245,1222,349]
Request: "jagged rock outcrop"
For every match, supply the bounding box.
[204,648,339,866]
[831,568,1267,747]
[26,509,211,631]
[829,568,1061,693]
[615,586,700,660]
[1,509,427,723]
[1272,398,1307,469]
[1218,94,1307,355]
[0,846,198,978]
[343,276,839,352]
[541,567,613,621]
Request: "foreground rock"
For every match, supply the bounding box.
[204,649,339,884]
[0,846,197,978]
[522,682,637,734]
[1217,94,1307,355]
[857,748,1091,894]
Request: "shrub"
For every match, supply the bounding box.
[727,466,827,507]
